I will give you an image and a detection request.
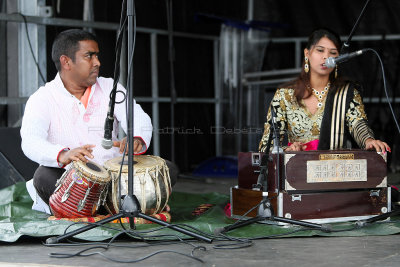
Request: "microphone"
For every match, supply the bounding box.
[101,105,115,150]
[102,80,120,150]
[325,49,367,68]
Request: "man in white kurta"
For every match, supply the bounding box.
[21,73,152,167]
[20,29,153,209]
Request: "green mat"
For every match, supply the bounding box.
[1,182,400,242]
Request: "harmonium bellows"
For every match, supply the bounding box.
[231,150,390,223]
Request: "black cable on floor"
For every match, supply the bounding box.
[49,246,204,264]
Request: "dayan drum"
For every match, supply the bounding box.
[49,160,111,218]
[103,155,171,215]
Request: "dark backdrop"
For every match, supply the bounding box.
[40,0,400,172]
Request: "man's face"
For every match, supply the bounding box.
[69,40,100,88]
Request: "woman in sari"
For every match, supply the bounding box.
[259,28,390,153]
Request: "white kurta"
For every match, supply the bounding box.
[20,73,153,167]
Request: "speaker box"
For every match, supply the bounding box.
[0,127,38,189]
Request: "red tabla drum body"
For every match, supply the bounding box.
[49,160,111,218]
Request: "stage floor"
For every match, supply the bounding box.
[0,174,399,267]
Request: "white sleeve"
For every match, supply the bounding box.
[114,83,153,154]
[20,93,66,167]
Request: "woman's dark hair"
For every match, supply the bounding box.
[51,29,97,71]
[285,28,345,104]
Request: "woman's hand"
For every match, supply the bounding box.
[365,138,391,153]
[285,142,307,152]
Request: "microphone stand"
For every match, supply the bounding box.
[166,0,177,163]
[341,0,372,53]
[218,106,331,234]
[46,0,212,244]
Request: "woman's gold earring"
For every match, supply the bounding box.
[335,65,338,78]
[304,57,309,73]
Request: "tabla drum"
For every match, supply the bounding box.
[103,155,171,215]
[49,160,111,218]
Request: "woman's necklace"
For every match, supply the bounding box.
[311,82,330,108]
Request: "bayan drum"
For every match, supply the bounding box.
[49,160,111,218]
[103,155,171,215]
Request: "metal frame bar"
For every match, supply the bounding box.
[243,68,302,79]
[0,12,218,40]
[0,97,28,105]
[214,39,221,156]
[150,33,160,156]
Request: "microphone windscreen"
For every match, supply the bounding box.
[101,138,113,150]
[325,57,336,68]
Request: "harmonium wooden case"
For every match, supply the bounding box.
[231,150,390,223]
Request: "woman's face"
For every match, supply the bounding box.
[304,36,339,77]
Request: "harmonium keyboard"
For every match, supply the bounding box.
[230,150,390,223]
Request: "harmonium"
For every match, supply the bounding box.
[230,150,390,223]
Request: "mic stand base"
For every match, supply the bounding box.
[361,206,400,224]
[46,195,213,244]
[221,202,331,234]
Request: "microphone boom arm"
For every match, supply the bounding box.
[342,0,372,52]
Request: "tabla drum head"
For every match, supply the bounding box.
[103,155,165,173]
[73,160,110,183]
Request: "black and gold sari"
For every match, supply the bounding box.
[258,82,374,152]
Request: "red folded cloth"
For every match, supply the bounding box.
[288,139,319,151]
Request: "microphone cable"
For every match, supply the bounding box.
[366,48,400,135]
[15,13,46,84]
[102,0,128,149]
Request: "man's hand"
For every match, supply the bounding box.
[58,144,95,165]
[113,137,144,154]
